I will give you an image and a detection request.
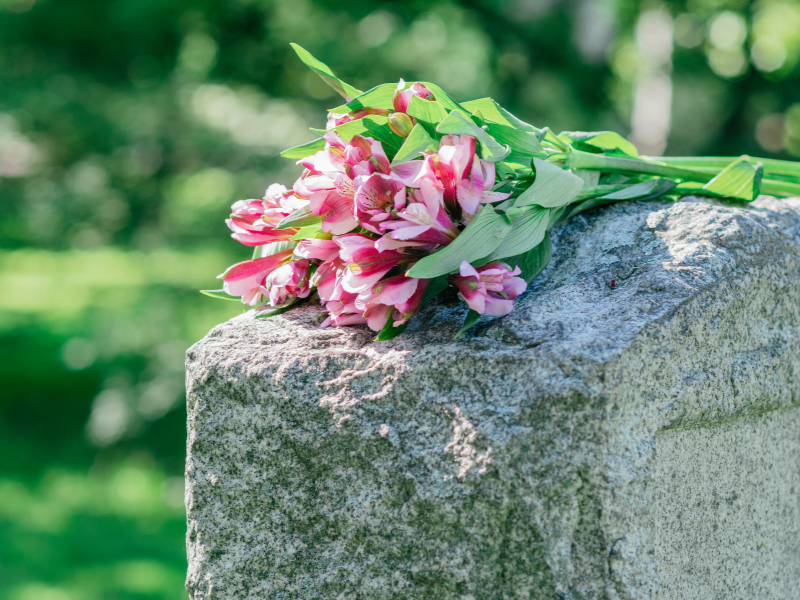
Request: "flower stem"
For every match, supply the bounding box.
[567,150,712,183]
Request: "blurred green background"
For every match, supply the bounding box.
[1,0,799,598]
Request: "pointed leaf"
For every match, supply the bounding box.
[503,231,552,284]
[417,82,466,113]
[436,110,510,162]
[281,137,326,160]
[461,98,539,132]
[253,240,297,259]
[376,318,408,341]
[454,309,481,339]
[483,121,546,165]
[200,289,241,301]
[407,96,449,139]
[276,205,321,229]
[330,114,404,158]
[406,205,512,279]
[702,157,762,201]
[484,206,550,261]
[513,158,584,208]
[420,275,450,307]
[255,296,307,319]
[560,131,639,158]
[289,43,362,100]
[290,224,333,240]
[391,123,439,165]
[329,83,397,114]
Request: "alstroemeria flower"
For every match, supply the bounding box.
[337,234,420,294]
[226,184,307,246]
[359,275,428,331]
[218,249,294,306]
[354,173,407,234]
[381,179,459,246]
[293,238,339,262]
[417,135,511,217]
[263,259,311,307]
[294,133,391,234]
[319,290,368,328]
[393,79,435,113]
[449,261,527,316]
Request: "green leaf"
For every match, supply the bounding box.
[281,137,326,160]
[330,114,404,158]
[406,205,513,279]
[391,123,439,165]
[560,131,639,158]
[454,309,481,339]
[290,224,333,240]
[504,231,553,284]
[436,110,510,162]
[329,83,397,114]
[598,178,673,200]
[255,296,307,319]
[484,206,550,261]
[417,82,465,113]
[200,289,241,302]
[420,275,450,306]
[702,157,763,201]
[253,240,297,258]
[407,96,449,139]
[483,120,546,165]
[513,158,585,209]
[376,318,408,341]
[289,43,362,100]
[460,98,538,132]
[275,205,322,229]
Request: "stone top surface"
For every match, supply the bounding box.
[193,195,800,430]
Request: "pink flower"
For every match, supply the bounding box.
[417,135,510,217]
[319,290,368,328]
[381,179,459,246]
[226,184,307,246]
[293,238,339,262]
[263,259,312,307]
[354,173,407,234]
[449,261,527,316]
[218,249,294,306]
[337,234,421,294]
[393,79,435,113]
[360,275,428,331]
[294,133,391,234]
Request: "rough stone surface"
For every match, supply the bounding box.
[185,196,800,599]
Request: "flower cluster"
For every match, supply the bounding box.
[216,80,526,336]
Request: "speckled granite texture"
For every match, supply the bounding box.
[185,196,800,599]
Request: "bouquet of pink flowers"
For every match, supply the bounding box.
[204,45,800,340]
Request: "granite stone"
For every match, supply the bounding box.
[185,196,800,599]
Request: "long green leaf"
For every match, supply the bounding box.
[560,131,639,158]
[702,157,763,201]
[254,240,297,258]
[436,110,510,162]
[329,83,397,114]
[391,123,439,165]
[505,231,552,284]
[291,224,332,240]
[289,43,362,100]
[484,206,550,261]
[454,309,481,339]
[255,296,307,319]
[330,114,404,158]
[376,318,408,341]
[200,289,241,302]
[407,96,449,139]
[406,205,512,279]
[484,120,545,165]
[281,137,326,160]
[513,158,584,208]
[460,98,538,132]
[276,205,321,229]
[417,82,465,113]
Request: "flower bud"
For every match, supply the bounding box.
[388,112,414,138]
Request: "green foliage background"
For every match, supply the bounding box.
[1,0,798,597]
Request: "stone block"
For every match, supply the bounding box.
[185,196,800,599]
